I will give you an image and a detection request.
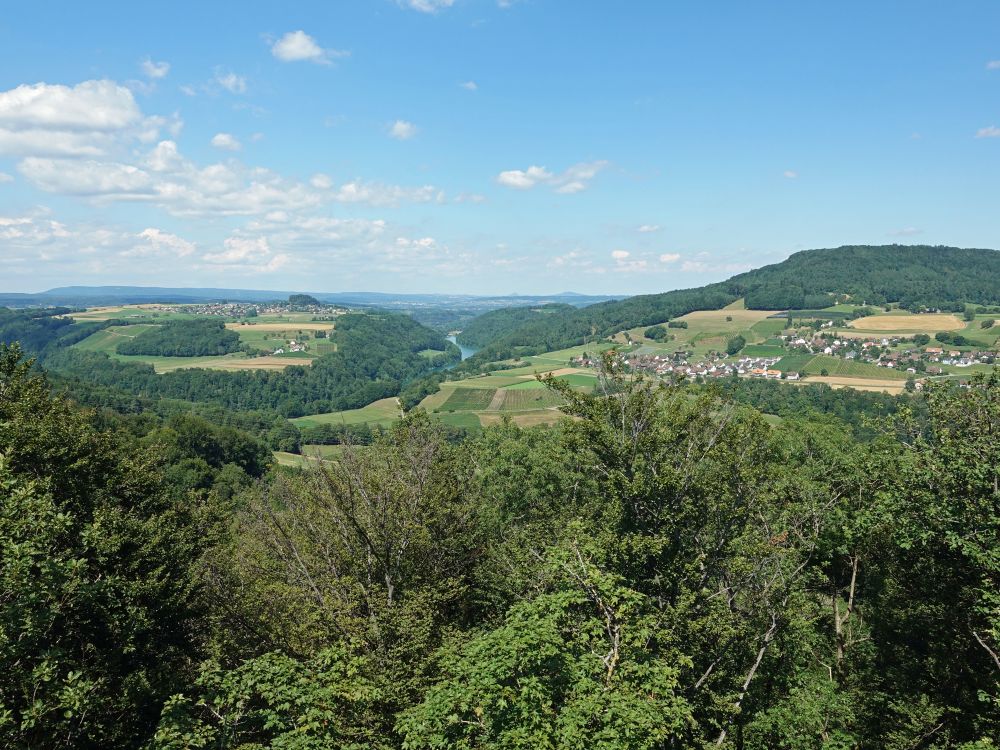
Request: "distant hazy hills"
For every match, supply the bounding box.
[0,286,616,312]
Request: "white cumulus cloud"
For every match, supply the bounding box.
[271,30,348,65]
[211,132,242,151]
[659,253,681,263]
[309,173,333,189]
[398,0,455,13]
[976,125,1000,138]
[214,69,247,94]
[496,160,607,193]
[141,58,170,79]
[0,80,162,157]
[389,120,417,140]
[460,80,478,91]
[497,165,552,189]
[126,227,195,258]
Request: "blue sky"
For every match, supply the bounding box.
[2,1,1000,294]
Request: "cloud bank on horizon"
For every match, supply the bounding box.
[1,2,998,294]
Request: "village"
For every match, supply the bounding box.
[140,301,348,319]
[571,326,998,385]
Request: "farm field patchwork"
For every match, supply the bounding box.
[439,388,497,411]
[449,374,529,388]
[617,308,785,357]
[775,353,908,380]
[803,355,909,380]
[73,333,316,372]
[497,388,567,411]
[228,323,337,357]
[69,305,207,322]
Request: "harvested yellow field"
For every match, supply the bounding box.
[800,376,907,394]
[207,356,314,370]
[150,356,313,373]
[677,308,782,324]
[846,313,964,333]
[225,322,334,331]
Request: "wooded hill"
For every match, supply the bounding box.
[455,303,574,348]
[460,245,1000,367]
[115,319,242,357]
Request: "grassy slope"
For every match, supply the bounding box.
[290,398,402,429]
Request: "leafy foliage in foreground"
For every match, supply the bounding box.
[2,338,999,748]
[0,345,204,748]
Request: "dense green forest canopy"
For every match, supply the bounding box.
[2,343,998,748]
[455,303,574,348]
[115,319,242,357]
[457,245,1000,365]
[731,244,1000,310]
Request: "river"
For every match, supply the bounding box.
[446,334,478,362]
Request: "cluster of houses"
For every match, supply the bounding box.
[272,339,308,355]
[143,302,347,318]
[571,325,997,386]
[785,333,996,373]
[572,352,796,381]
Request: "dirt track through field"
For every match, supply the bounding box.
[207,356,314,370]
[486,389,507,410]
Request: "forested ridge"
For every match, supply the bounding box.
[115,319,243,357]
[458,245,1000,365]
[455,303,574,348]
[2,341,999,748]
